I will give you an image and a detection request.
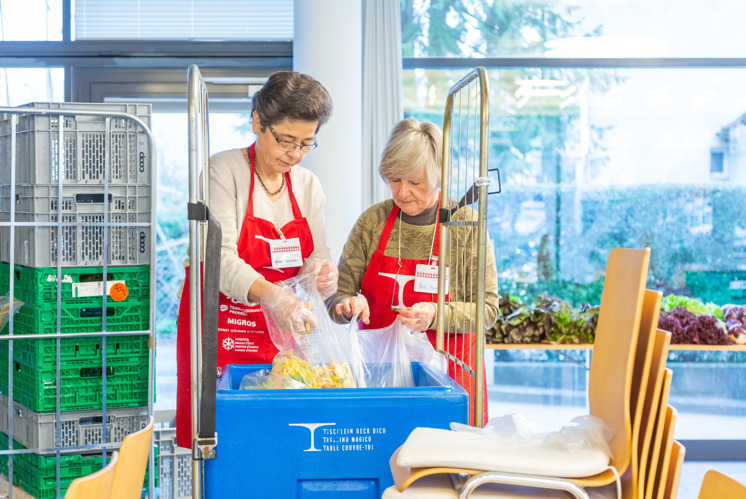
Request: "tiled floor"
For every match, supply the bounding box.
[676,461,746,498]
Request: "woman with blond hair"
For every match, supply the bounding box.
[326,116,499,423]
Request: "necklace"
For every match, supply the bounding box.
[255,166,285,196]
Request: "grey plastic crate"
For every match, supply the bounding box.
[0,394,149,451]
[0,183,151,267]
[0,102,152,186]
[154,410,192,499]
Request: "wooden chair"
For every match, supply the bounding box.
[110,416,154,499]
[661,441,685,499]
[697,470,746,499]
[650,406,677,499]
[386,248,651,499]
[622,289,663,499]
[643,368,673,499]
[65,451,119,499]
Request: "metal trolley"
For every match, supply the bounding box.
[0,103,157,497]
[436,66,499,429]
[186,64,220,499]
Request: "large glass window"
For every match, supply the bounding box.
[403,0,746,443]
[0,1,62,41]
[0,68,64,105]
[402,0,746,58]
[149,110,254,411]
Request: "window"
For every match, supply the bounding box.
[0,0,62,41]
[402,0,746,443]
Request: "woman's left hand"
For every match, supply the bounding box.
[302,257,339,299]
[398,302,436,332]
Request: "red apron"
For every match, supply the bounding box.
[176,144,314,448]
[358,204,488,426]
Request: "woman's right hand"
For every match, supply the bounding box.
[335,293,370,325]
[259,284,318,334]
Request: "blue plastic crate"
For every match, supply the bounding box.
[204,362,468,499]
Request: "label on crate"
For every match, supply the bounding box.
[110,282,129,302]
[289,422,388,453]
[71,280,127,298]
[730,280,746,290]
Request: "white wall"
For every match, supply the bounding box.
[294,0,363,262]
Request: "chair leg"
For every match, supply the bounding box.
[457,471,591,499]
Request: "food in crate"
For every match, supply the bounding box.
[239,352,354,390]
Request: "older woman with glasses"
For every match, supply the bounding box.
[176,71,337,448]
[326,117,499,424]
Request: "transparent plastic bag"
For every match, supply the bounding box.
[347,316,446,388]
[451,413,613,458]
[402,328,448,374]
[260,273,359,388]
[347,317,414,388]
[0,294,24,332]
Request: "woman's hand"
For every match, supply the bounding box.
[398,302,436,332]
[259,284,318,334]
[301,257,339,299]
[335,293,370,325]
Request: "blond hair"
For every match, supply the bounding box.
[379,117,442,189]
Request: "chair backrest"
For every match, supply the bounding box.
[662,441,685,499]
[644,366,673,499]
[111,416,154,499]
[650,405,677,499]
[589,247,650,474]
[698,470,746,499]
[65,451,119,499]
[622,289,662,499]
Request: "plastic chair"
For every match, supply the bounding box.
[697,470,746,499]
[386,248,651,499]
[110,416,154,499]
[65,451,119,499]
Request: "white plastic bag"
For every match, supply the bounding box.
[451,413,614,459]
[347,316,447,388]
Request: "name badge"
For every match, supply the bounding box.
[414,264,448,294]
[270,237,303,269]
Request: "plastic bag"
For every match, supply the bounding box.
[451,413,613,459]
[347,317,414,388]
[258,273,359,388]
[347,316,447,388]
[402,328,448,374]
[0,294,24,332]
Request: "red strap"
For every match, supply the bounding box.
[375,196,442,259]
[374,204,401,255]
[246,143,303,220]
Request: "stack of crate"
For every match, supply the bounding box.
[0,102,155,498]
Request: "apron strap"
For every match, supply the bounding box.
[246,143,304,221]
[375,199,442,259]
[246,144,256,217]
[375,204,400,255]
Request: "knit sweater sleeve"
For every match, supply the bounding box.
[325,200,393,323]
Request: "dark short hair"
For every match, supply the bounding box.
[251,71,333,132]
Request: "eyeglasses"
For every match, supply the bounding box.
[267,125,318,153]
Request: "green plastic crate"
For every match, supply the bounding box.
[0,263,150,335]
[0,345,149,412]
[0,432,158,499]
